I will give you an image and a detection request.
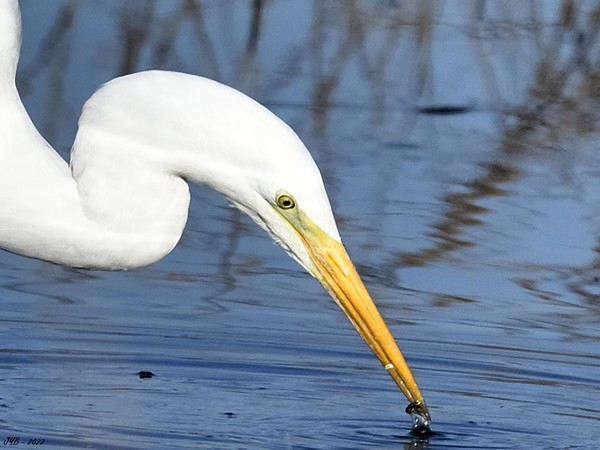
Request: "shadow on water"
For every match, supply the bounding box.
[1,0,600,448]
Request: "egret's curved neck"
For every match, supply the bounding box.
[0,2,192,269]
[0,0,20,91]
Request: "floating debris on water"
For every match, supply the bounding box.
[137,371,155,379]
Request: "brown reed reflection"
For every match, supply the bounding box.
[396,0,600,271]
[17,0,600,304]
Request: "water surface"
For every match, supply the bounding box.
[2,1,600,448]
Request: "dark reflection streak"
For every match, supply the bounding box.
[308,0,324,84]
[149,3,187,69]
[403,436,430,450]
[42,5,76,145]
[466,15,504,121]
[0,279,76,305]
[148,1,223,78]
[413,1,434,102]
[309,0,363,135]
[19,1,78,144]
[247,0,264,54]
[575,2,600,74]
[185,0,222,80]
[116,1,156,76]
[355,9,403,129]
[237,0,265,94]
[18,1,76,95]
[217,208,243,291]
[307,0,328,135]
[394,3,435,152]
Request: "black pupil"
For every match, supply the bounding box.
[279,196,294,208]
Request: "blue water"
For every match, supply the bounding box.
[1,1,600,448]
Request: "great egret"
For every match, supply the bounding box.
[0,0,430,431]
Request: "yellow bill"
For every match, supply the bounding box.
[274,198,431,431]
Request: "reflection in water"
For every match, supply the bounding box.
[399,162,519,267]
[4,1,600,448]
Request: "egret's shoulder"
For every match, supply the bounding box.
[98,71,249,104]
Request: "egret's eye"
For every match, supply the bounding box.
[276,194,296,210]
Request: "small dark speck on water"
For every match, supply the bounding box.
[137,371,155,379]
[223,412,236,419]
